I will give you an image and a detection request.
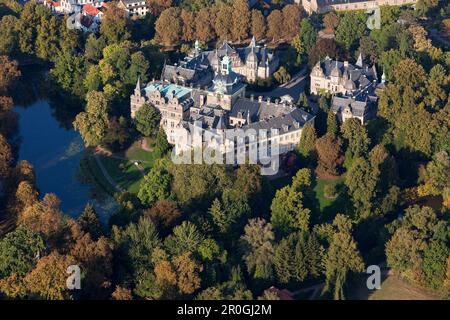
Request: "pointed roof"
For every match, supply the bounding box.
[356,52,363,68]
[135,76,141,91]
[249,35,256,48]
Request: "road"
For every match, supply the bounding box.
[247,67,309,102]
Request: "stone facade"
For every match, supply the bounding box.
[131,55,314,156]
[310,55,385,124]
[300,0,417,14]
[162,38,279,86]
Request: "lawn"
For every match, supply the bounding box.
[349,273,440,300]
[86,140,159,196]
[313,176,349,222]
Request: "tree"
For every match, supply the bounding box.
[73,91,110,146]
[144,199,182,228]
[209,189,250,234]
[195,8,215,43]
[0,228,45,278]
[100,3,131,44]
[307,38,339,68]
[297,122,317,162]
[241,218,275,280]
[341,118,371,160]
[137,165,171,206]
[295,18,316,55]
[425,64,449,110]
[251,10,266,41]
[155,7,182,46]
[323,12,340,33]
[35,15,59,61]
[273,236,296,284]
[0,55,20,94]
[0,15,19,55]
[345,157,378,218]
[112,286,133,300]
[146,0,172,16]
[213,4,233,41]
[267,10,283,42]
[50,52,86,98]
[392,58,427,92]
[231,0,250,42]
[315,133,344,177]
[326,111,338,136]
[154,128,170,157]
[134,103,161,137]
[181,9,196,42]
[24,251,76,300]
[282,4,302,41]
[164,221,204,256]
[323,215,364,300]
[417,151,450,204]
[422,241,449,290]
[112,217,161,277]
[85,34,106,63]
[358,36,379,64]
[0,133,12,179]
[78,204,103,240]
[335,12,366,51]
[173,252,203,295]
[273,66,291,84]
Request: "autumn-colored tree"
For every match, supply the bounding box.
[112,286,133,300]
[173,252,203,295]
[146,0,172,16]
[213,4,233,41]
[24,251,75,300]
[100,3,131,44]
[0,55,21,94]
[417,151,450,205]
[14,180,39,212]
[18,194,64,242]
[195,8,215,43]
[267,10,283,42]
[323,12,340,33]
[144,199,182,228]
[307,38,339,67]
[282,4,302,41]
[251,10,266,41]
[155,7,182,46]
[180,9,196,42]
[315,133,344,177]
[231,0,250,42]
[326,110,338,136]
[0,133,12,179]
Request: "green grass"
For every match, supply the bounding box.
[313,177,349,222]
[349,273,440,300]
[85,140,160,196]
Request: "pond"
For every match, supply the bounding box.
[14,99,117,222]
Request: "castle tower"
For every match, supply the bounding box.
[356,52,363,68]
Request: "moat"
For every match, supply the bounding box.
[14,99,117,221]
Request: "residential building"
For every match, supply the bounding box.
[117,0,149,18]
[300,0,417,14]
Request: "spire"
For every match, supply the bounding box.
[250,35,256,48]
[247,110,251,124]
[134,76,141,96]
[356,52,363,68]
[381,69,386,83]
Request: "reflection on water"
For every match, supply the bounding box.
[15,99,117,221]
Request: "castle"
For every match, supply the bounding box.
[131,54,314,160]
[310,54,385,124]
[300,0,417,14]
[162,38,279,86]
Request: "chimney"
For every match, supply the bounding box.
[344,61,348,68]
[250,94,254,101]
[266,97,271,104]
[258,96,263,103]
